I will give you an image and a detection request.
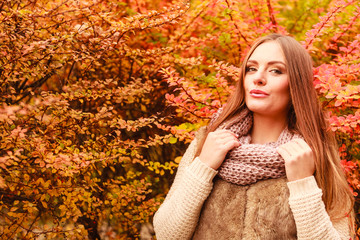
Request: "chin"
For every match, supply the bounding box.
[246,101,288,116]
[247,106,280,117]
[246,104,269,113]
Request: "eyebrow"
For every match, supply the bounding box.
[247,60,286,67]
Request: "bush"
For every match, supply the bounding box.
[0,0,359,238]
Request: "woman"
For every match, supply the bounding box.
[153,34,354,239]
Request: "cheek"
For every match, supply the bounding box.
[277,82,291,108]
[276,79,290,97]
[243,77,249,90]
[281,85,290,99]
[243,78,251,99]
[271,78,290,109]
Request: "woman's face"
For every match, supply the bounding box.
[244,41,291,119]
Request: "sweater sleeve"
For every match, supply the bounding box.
[153,135,218,240]
[287,176,350,240]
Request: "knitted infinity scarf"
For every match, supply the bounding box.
[215,108,302,186]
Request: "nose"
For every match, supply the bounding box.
[253,69,266,86]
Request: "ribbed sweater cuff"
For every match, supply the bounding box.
[188,157,218,183]
[287,176,321,199]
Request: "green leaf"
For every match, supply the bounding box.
[169,137,177,144]
[219,32,231,47]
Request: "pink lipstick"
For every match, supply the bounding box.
[249,89,269,98]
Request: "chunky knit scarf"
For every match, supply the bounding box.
[213,108,302,186]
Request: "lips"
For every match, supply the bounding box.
[249,89,269,98]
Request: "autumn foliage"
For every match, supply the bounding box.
[0,0,359,239]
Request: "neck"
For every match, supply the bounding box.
[250,113,288,144]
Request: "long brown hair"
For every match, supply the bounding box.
[196,33,354,221]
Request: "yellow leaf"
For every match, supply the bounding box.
[10,207,18,212]
[23,174,30,182]
[169,137,177,144]
[174,156,182,164]
[0,176,6,188]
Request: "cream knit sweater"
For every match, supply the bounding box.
[153,136,351,240]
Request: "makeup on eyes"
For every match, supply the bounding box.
[246,62,286,75]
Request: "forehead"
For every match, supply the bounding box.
[248,41,285,63]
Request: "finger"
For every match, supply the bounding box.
[223,139,241,150]
[277,146,292,160]
[216,134,239,144]
[214,129,231,134]
[207,130,228,139]
[282,142,301,156]
[214,130,238,139]
[293,139,314,163]
[293,138,312,152]
[220,135,239,142]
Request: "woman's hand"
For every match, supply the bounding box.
[277,138,315,182]
[198,129,240,170]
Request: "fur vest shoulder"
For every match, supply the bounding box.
[192,177,297,240]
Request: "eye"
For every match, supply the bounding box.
[246,66,257,72]
[270,68,283,74]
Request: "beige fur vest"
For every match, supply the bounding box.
[192,177,297,240]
